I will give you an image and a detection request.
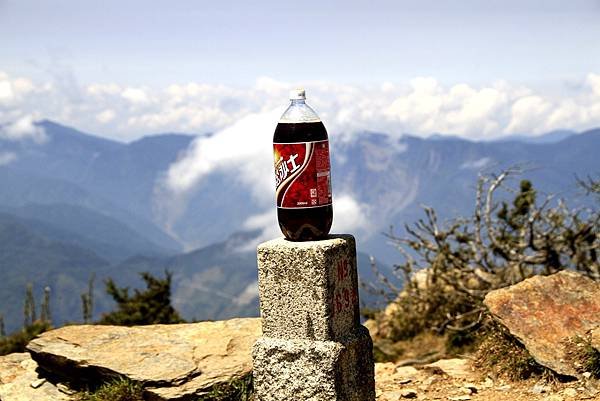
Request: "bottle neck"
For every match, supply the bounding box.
[291,99,306,106]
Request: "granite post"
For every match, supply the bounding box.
[252,234,375,401]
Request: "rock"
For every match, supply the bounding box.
[484,270,600,377]
[562,388,578,398]
[56,383,76,395]
[399,388,417,398]
[27,318,261,400]
[462,383,478,394]
[30,378,46,389]
[481,377,494,388]
[395,366,420,378]
[375,363,419,394]
[448,396,471,401]
[531,382,549,394]
[424,359,471,379]
[0,353,71,401]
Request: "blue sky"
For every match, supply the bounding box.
[1,0,600,141]
[1,0,599,86]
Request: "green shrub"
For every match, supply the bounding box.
[196,375,253,401]
[0,320,51,356]
[78,378,143,401]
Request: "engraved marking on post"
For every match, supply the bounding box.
[332,258,358,316]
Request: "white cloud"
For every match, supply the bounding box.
[0,151,17,166]
[0,115,47,143]
[233,281,259,306]
[505,95,552,134]
[238,193,372,251]
[331,194,371,234]
[460,157,492,170]
[154,109,281,234]
[96,109,116,124]
[121,87,151,104]
[0,72,34,107]
[588,73,600,97]
[2,71,600,144]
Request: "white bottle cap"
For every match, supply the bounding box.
[289,88,306,100]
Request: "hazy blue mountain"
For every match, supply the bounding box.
[0,213,114,333]
[334,129,599,262]
[102,231,389,323]
[0,120,598,333]
[0,203,173,262]
[497,129,576,144]
[0,121,185,252]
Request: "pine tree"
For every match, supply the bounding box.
[81,274,95,323]
[23,283,36,327]
[40,286,51,324]
[99,271,184,326]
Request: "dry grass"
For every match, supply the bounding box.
[473,324,550,380]
[563,335,600,378]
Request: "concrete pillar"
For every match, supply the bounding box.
[252,235,375,401]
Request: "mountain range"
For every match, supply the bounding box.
[0,120,598,333]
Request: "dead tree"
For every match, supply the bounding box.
[378,168,599,338]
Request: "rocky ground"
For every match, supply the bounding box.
[375,358,599,401]
[2,271,600,400]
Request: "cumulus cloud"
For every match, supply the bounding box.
[0,115,47,143]
[3,70,600,142]
[96,109,116,124]
[0,72,34,107]
[121,87,151,105]
[239,193,372,251]
[331,194,371,234]
[154,109,282,235]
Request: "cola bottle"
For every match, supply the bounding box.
[272,88,333,241]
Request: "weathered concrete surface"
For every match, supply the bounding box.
[484,271,600,377]
[253,326,375,401]
[27,318,261,400]
[0,352,72,401]
[257,235,360,341]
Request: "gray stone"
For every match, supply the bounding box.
[252,326,375,401]
[27,318,261,400]
[257,235,360,341]
[0,353,72,401]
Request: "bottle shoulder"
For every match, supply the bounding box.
[279,101,321,124]
[273,121,328,143]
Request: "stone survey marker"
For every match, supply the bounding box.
[253,235,375,401]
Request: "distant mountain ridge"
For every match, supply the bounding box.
[0,120,598,333]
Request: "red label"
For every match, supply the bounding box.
[273,140,332,208]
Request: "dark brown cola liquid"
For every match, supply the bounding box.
[274,121,333,241]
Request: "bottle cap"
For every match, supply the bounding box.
[289,88,306,100]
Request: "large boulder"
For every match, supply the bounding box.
[484,271,600,377]
[26,318,261,400]
[0,352,72,401]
